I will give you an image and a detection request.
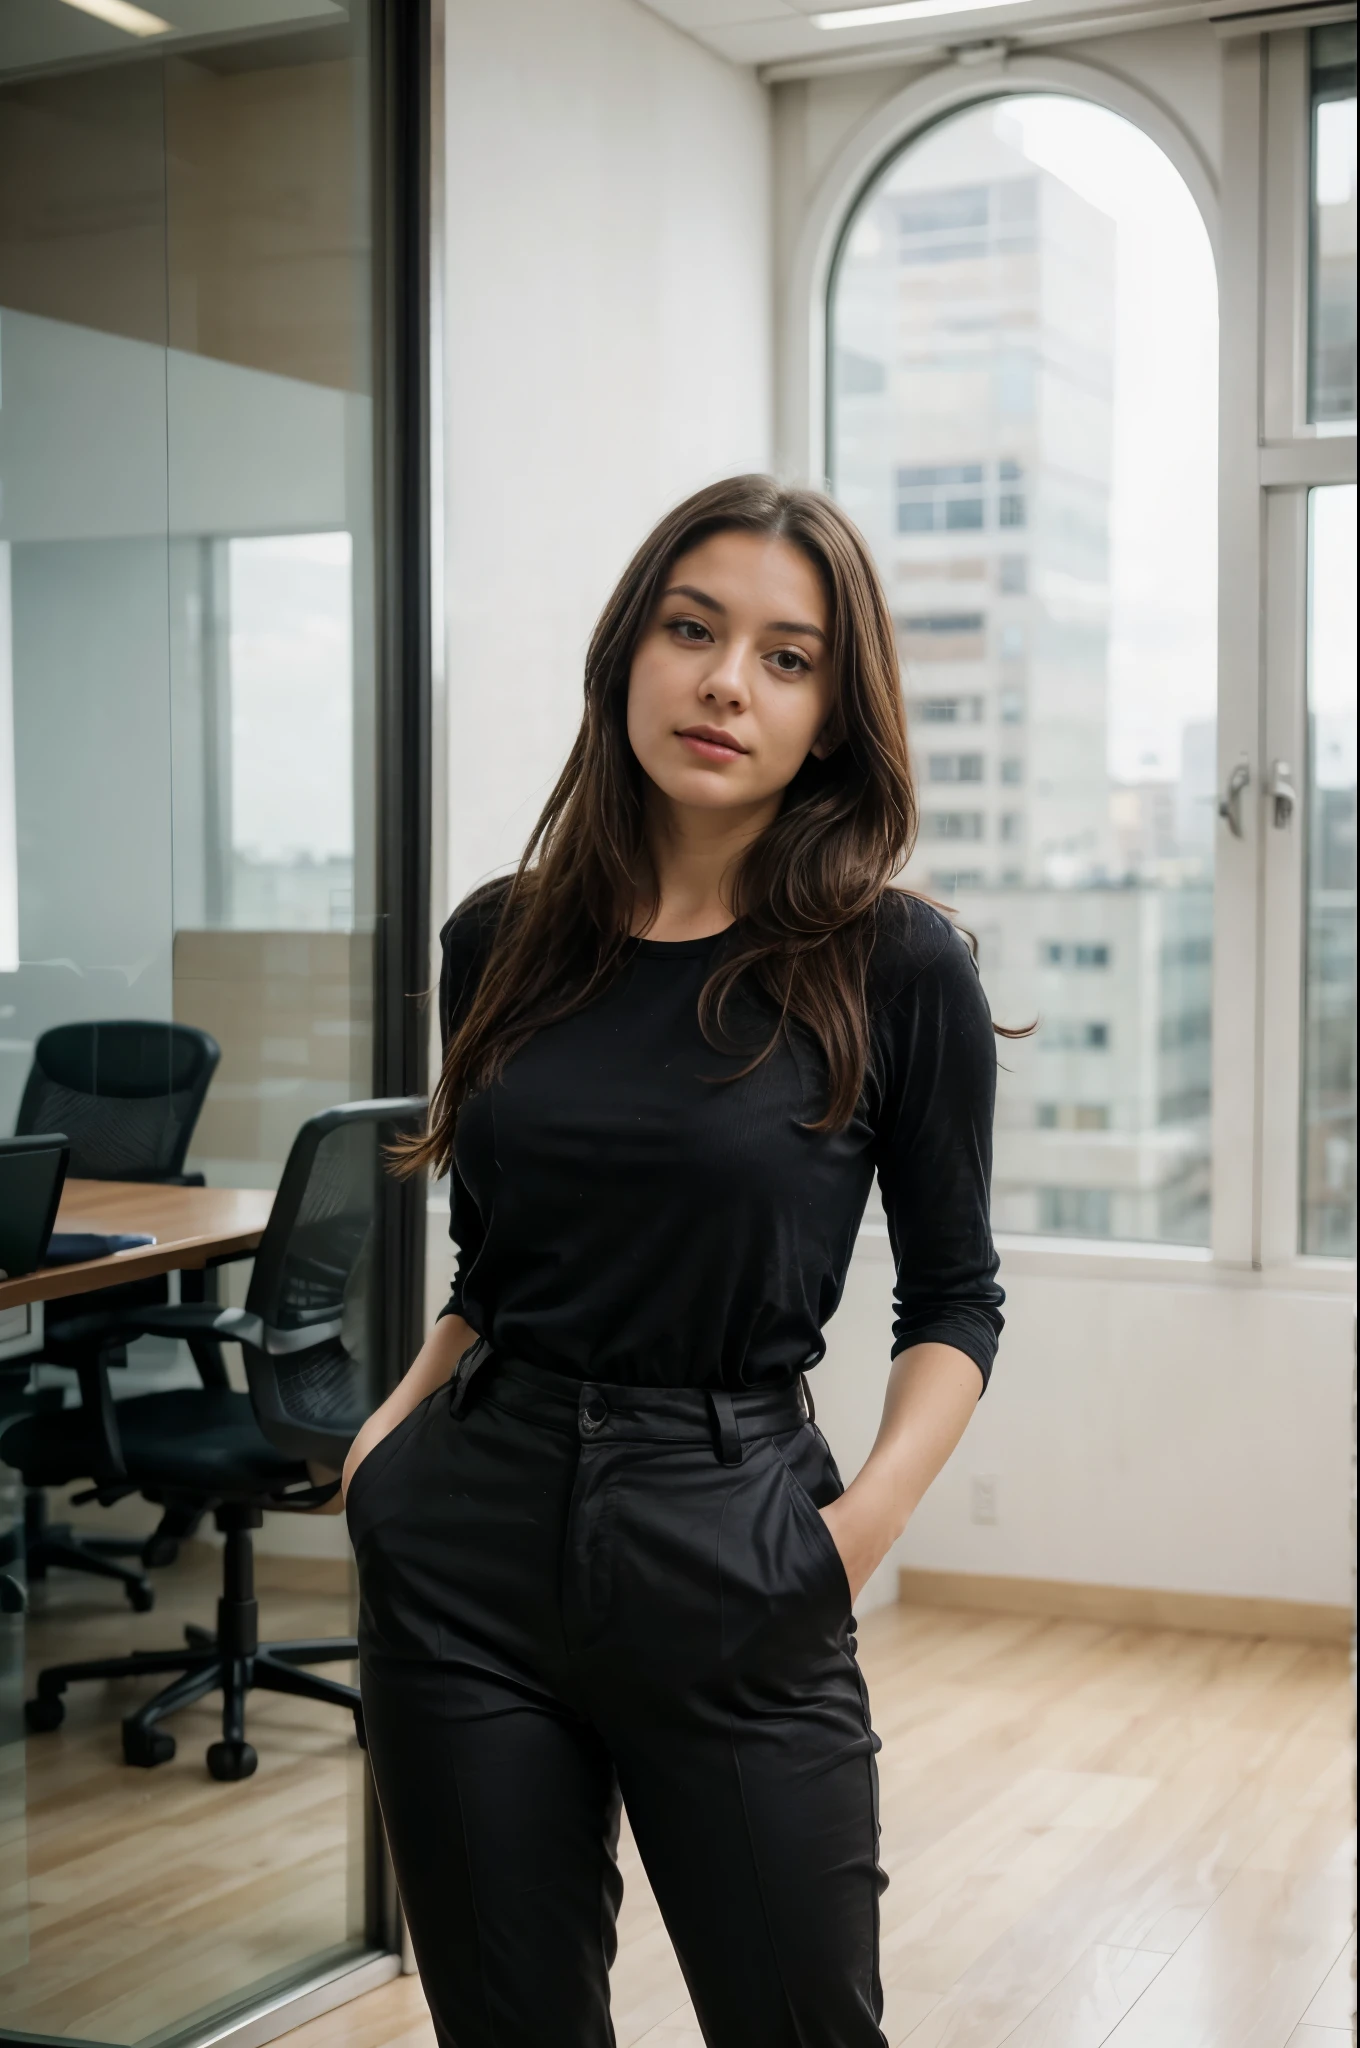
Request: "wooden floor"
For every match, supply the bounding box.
[4,1546,366,2044]
[278,1601,1357,2048]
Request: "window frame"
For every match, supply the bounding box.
[1228,32,1351,1269]
[786,40,1355,1290]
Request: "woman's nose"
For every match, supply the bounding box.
[701,644,750,708]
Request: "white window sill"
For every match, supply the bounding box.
[857,1222,1356,1293]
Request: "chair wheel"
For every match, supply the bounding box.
[124,1725,176,1768]
[25,1694,64,1733]
[126,1581,155,1613]
[206,1740,257,1782]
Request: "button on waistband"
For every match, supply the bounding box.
[580,1393,609,1434]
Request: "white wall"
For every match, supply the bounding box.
[443,0,772,908]
[817,1237,1354,1613]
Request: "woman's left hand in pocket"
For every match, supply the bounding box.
[818,1489,900,1606]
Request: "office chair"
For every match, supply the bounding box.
[17,1020,220,1182]
[8,1096,425,1781]
[14,1020,222,1607]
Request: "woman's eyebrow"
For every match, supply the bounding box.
[664,585,828,646]
[663,583,724,613]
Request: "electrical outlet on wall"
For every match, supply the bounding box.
[971,1475,999,1526]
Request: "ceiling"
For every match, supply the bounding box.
[634,0,1339,73]
[0,0,347,83]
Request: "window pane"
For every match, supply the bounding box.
[1301,484,1357,1255]
[1309,26,1357,425]
[831,96,1218,1243]
[226,533,355,932]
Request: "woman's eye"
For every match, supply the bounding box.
[670,618,710,642]
[771,648,811,674]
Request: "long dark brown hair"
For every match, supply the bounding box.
[398,474,950,1178]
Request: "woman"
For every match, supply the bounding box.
[343,475,1005,2048]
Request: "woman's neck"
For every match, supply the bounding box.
[633,792,777,943]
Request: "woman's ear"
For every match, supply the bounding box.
[809,713,843,761]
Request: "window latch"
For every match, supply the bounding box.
[1217,758,1250,838]
[1266,759,1296,829]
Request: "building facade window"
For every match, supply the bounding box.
[928,753,985,782]
[1044,1019,1111,1050]
[1037,1104,1111,1130]
[1039,1188,1114,1235]
[1041,941,1111,968]
[831,93,1218,1244]
[916,695,984,723]
[922,811,985,840]
[896,612,986,661]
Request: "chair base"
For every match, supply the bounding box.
[25,1630,363,1777]
[24,1488,212,1608]
[25,1507,363,1776]
[25,1492,155,1611]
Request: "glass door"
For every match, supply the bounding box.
[0,2,423,2039]
[0,1455,24,1993]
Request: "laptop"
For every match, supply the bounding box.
[0,1133,70,1283]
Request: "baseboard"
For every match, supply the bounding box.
[897,1568,1352,1644]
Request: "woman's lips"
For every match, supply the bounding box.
[677,729,746,762]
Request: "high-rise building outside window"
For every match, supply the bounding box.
[830,95,1218,1243]
[1309,26,1357,425]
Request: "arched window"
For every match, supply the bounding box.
[828,96,1219,1247]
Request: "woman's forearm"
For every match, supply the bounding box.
[820,1341,982,1600]
[340,1311,478,1501]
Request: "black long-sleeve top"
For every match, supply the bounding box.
[437,884,1004,1391]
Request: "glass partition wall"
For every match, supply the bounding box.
[0,3,428,2041]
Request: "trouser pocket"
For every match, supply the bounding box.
[344,1395,431,1537]
[775,1437,853,1616]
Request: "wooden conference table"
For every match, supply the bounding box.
[0,1179,275,1315]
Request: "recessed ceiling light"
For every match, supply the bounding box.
[56,0,173,36]
[814,0,1029,27]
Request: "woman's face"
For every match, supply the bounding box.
[626,530,836,820]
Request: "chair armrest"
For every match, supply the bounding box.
[212,1307,265,1348]
[213,1307,344,1356]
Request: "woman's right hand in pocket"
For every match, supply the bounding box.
[341,1310,480,1504]
[341,1413,393,1504]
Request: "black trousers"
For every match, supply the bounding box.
[349,1354,887,2048]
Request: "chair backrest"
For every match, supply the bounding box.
[0,1133,69,1282]
[16,1021,220,1182]
[241,1097,426,1469]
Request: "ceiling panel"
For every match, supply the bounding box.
[634,0,1337,67]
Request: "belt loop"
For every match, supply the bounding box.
[449,1336,493,1418]
[706,1388,743,1466]
[800,1373,816,1425]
